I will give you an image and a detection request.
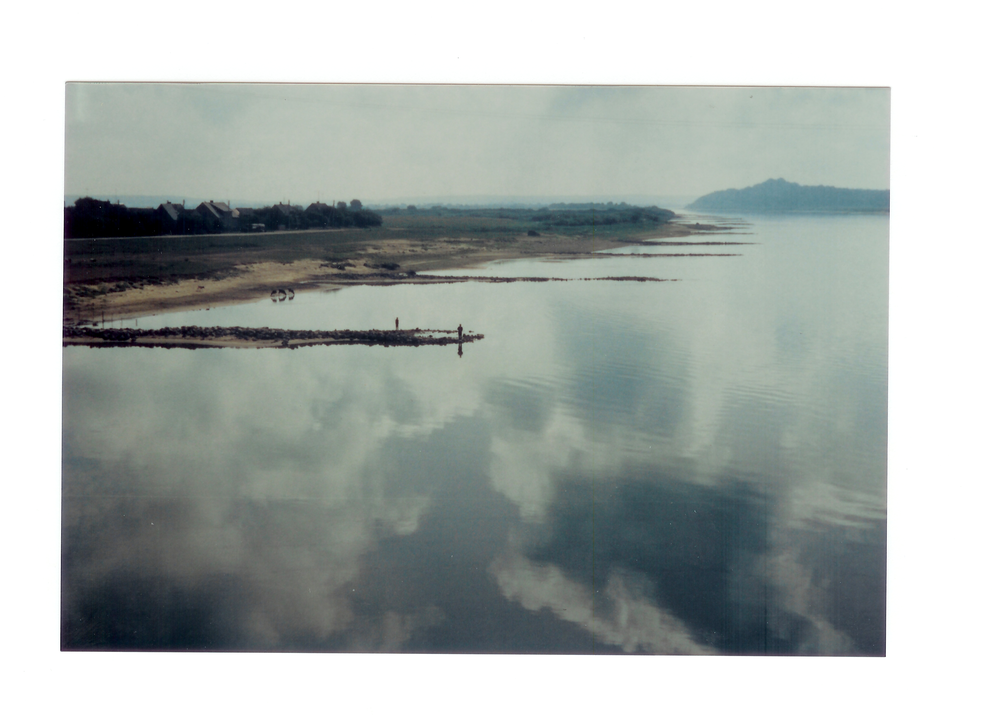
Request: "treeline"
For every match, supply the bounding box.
[548,201,635,210]
[377,203,677,226]
[65,198,176,239]
[530,206,676,226]
[270,201,383,232]
[64,197,382,240]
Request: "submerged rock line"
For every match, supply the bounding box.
[323,273,679,285]
[63,325,484,349]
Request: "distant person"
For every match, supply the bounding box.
[395,317,399,330]
[457,324,463,341]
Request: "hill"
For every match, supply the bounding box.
[687,178,889,213]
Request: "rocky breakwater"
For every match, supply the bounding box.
[63,325,484,350]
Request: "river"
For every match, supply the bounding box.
[61,213,888,654]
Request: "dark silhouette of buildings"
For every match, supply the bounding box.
[64,196,382,239]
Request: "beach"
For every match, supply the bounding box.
[64,217,738,326]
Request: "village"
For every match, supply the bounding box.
[63,196,383,239]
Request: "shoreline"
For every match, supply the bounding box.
[64,219,738,325]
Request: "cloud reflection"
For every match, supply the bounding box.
[491,552,713,654]
[62,216,887,653]
[62,344,472,649]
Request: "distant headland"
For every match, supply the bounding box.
[687,178,889,213]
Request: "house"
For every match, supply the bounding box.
[195,200,240,232]
[275,201,303,215]
[305,202,334,228]
[156,202,185,232]
[272,202,304,231]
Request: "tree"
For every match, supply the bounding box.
[336,201,347,211]
[352,209,383,228]
[349,199,362,210]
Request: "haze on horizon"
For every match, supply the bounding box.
[65,84,889,207]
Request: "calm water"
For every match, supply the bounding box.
[62,213,887,654]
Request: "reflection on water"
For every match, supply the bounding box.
[62,214,887,654]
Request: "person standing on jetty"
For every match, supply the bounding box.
[395,317,399,330]
[458,324,463,341]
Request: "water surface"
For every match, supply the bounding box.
[62,213,887,654]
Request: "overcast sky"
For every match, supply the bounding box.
[65,84,888,206]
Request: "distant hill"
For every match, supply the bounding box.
[687,178,889,213]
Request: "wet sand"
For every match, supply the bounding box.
[64,220,739,325]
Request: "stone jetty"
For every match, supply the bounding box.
[63,325,484,350]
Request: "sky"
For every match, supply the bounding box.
[64,84,889,206]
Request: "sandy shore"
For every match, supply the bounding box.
[64,220,740,325]
[65,259,340,324]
